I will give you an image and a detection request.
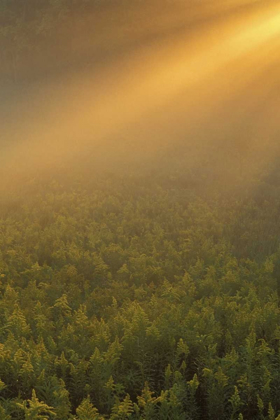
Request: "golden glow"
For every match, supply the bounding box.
[1,0,280,189]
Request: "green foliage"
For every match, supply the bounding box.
[0,172,280,419]
[76,396,103,420]
[17,389,56,419]
[0,404,11,420]
[111,395,134,419]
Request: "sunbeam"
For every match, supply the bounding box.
[1,0,280,190]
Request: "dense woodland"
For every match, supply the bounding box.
[0,166,280,419]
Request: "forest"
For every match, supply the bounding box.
[0,165,280,419]
[1,0,280,418]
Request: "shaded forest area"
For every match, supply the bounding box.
[1,166,280,419]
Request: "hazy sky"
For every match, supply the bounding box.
[1,0,280,190]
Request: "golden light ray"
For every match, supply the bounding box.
[1,0,280,188]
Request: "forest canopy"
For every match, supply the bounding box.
[1,167,280,419]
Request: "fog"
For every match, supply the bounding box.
[1,0,280,192]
